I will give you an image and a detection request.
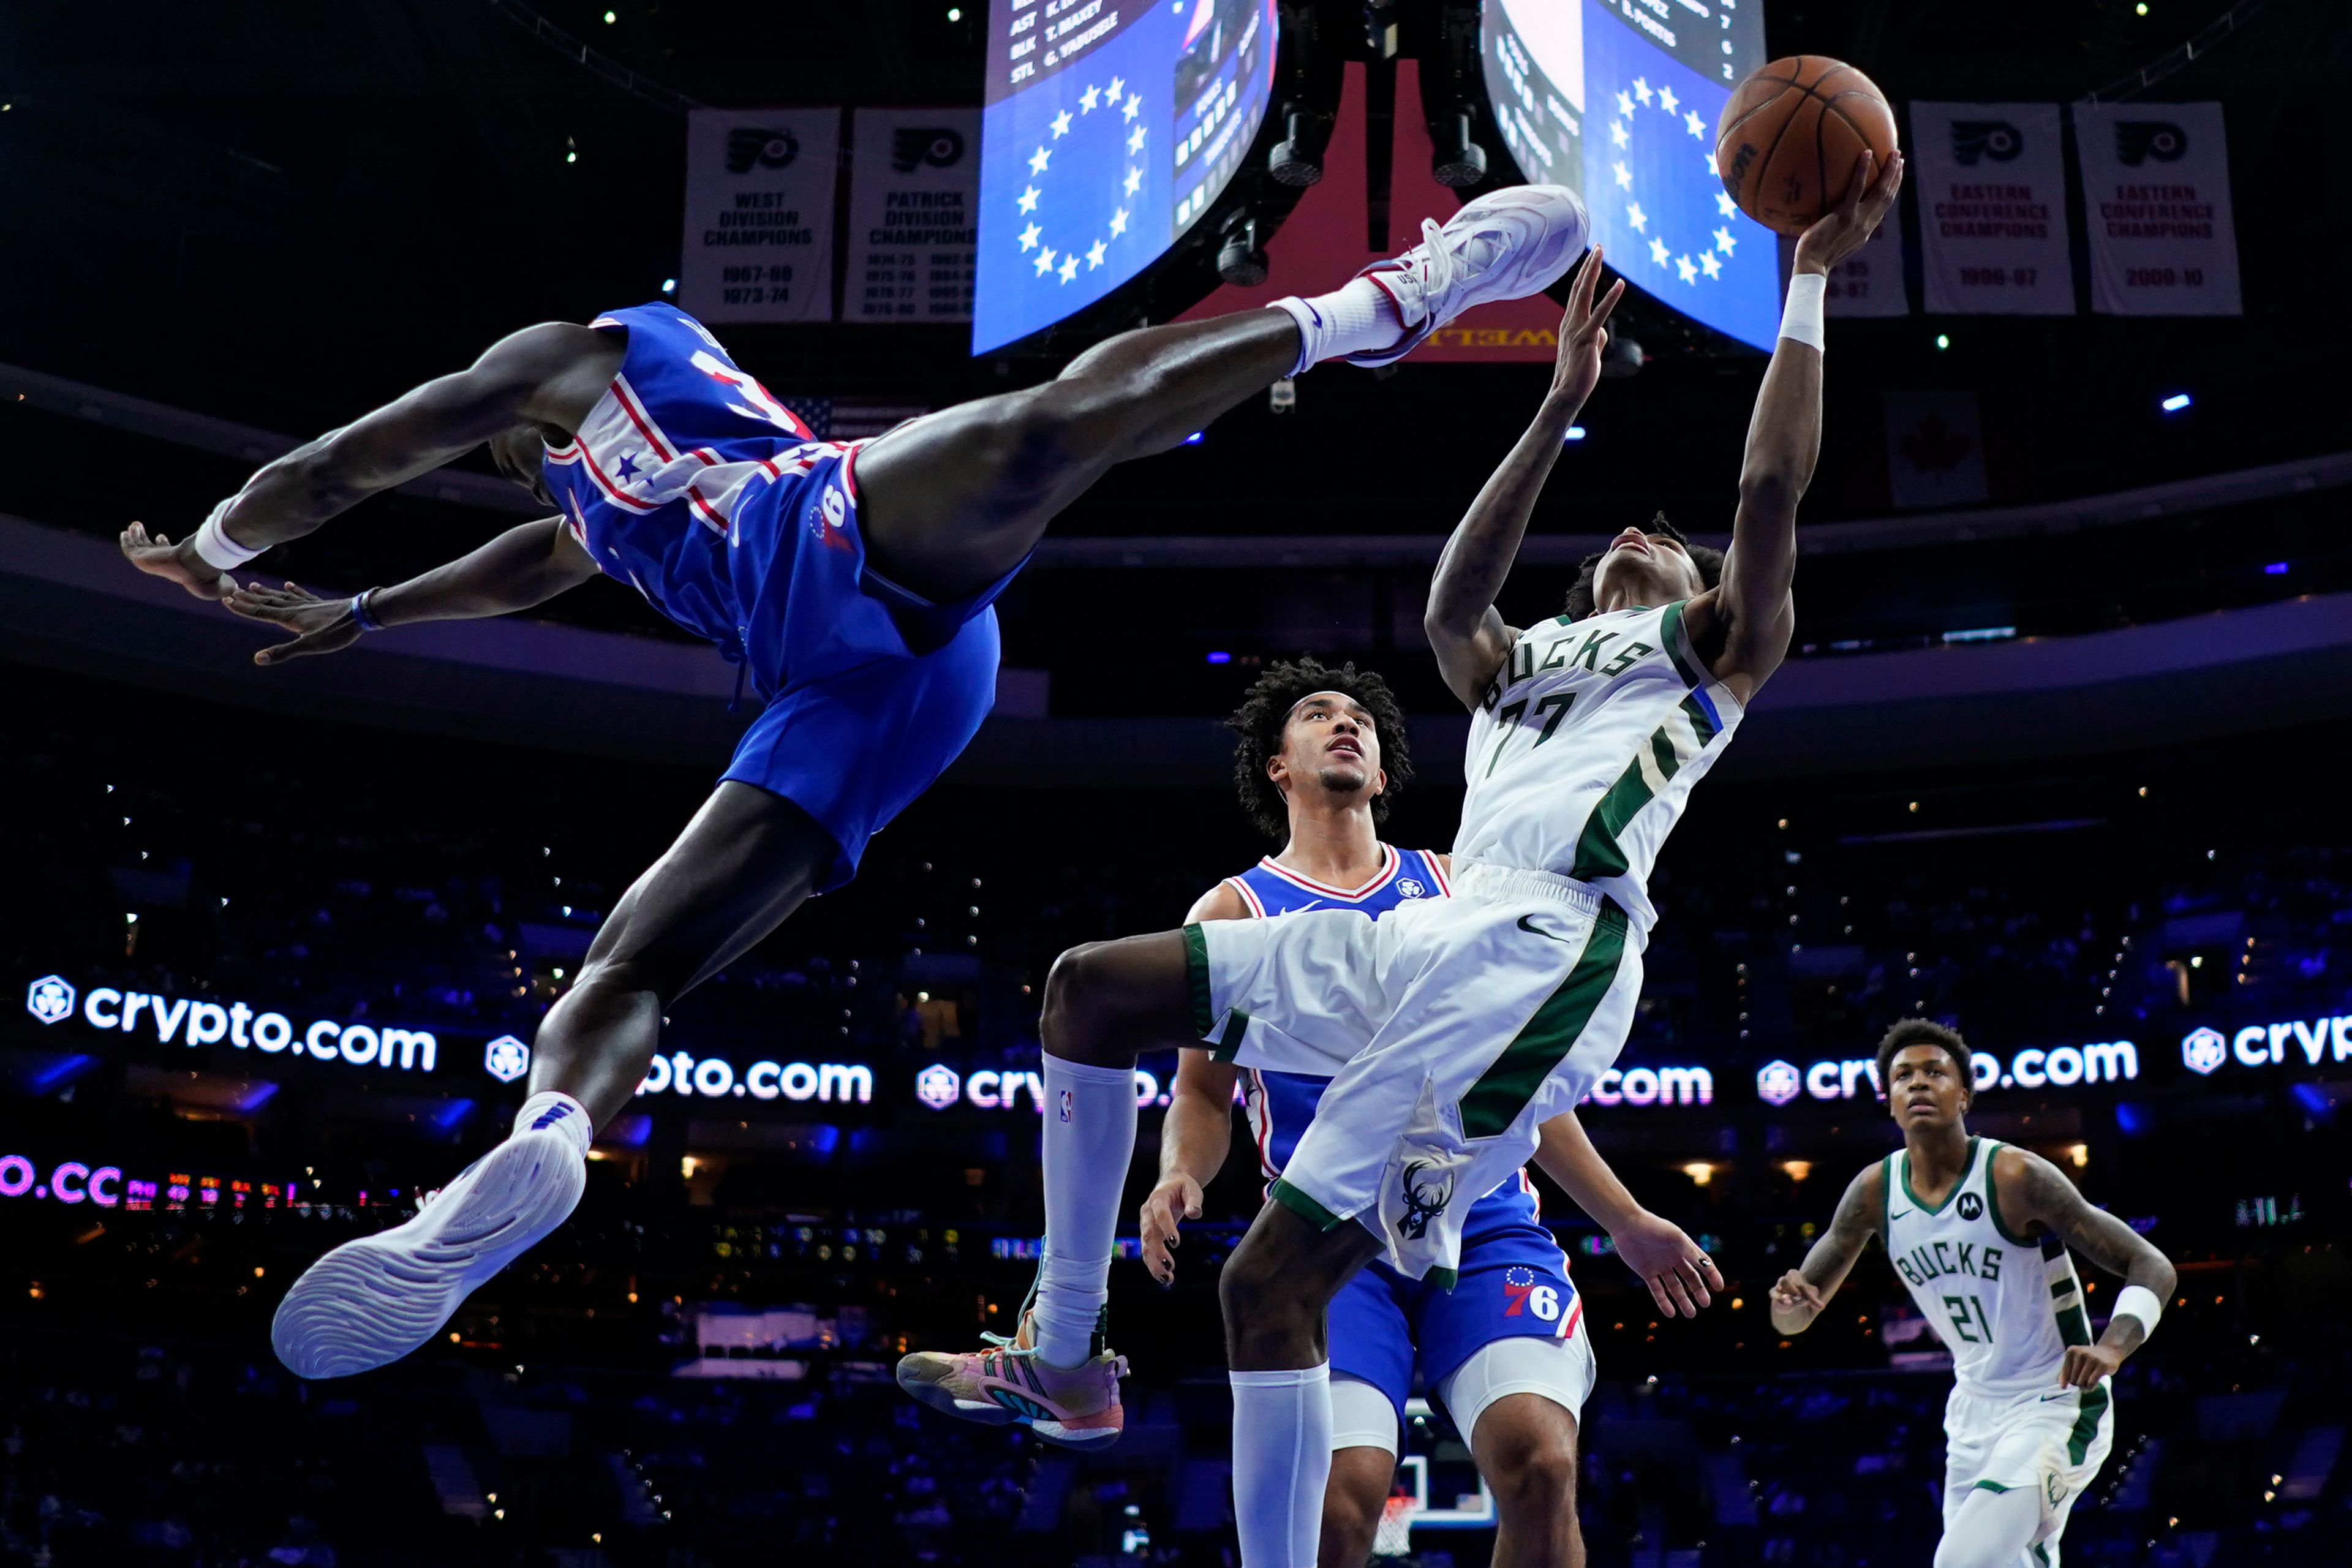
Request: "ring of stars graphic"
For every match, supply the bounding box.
[1610,72,1743,290]
[1011,75,1145,287]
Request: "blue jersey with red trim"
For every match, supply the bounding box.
[539,303,846,656]
[1226,850,1548,1242]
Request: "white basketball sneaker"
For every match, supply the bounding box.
[1348,185,1591,367]
[271,1126,587,1379]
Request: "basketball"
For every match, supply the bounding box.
[1713,55,1898,236]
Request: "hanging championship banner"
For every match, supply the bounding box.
[2073,102,2241,317]
[680,108,841,324]
[1910,102,2074,316]
[1823,211,1910,317]
[845,108,981,323]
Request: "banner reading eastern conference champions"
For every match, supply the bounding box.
[2075,100,2242,315]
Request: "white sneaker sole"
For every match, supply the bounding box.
[1349,184,1590,366]
[271,1131,586,1379]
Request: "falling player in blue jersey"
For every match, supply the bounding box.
[115,185,1598,1380]
[902,659,1720,1559]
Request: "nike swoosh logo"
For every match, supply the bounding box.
[1888,1208,1912,1219]
[2039,1392,2077,1403]
[1306,302,1324,328]
[1517,913,1567,942]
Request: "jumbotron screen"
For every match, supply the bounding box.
[973,0,1278,352]
[1482,0,1779,349]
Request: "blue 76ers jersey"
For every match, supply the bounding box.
[1226,849,1547,1243]
[540,303,845,660]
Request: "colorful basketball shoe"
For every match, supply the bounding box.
[895,1303,1128,1449]
[1348,184,1591,367]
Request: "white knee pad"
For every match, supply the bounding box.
[1329,1373,1400,1457]
[1435,1322,1597,1445]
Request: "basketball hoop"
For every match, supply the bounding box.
[1372,1493,1417,1558]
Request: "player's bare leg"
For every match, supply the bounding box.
[854,183,1592,605]
[1472,1395,1585,1568]
[273,784,834,1379]
[1320,1445,1397,1567]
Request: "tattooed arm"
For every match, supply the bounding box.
[1769,1161,1885,1335]
[1994,1145,2177,1388]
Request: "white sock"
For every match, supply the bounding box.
[1033,1055,1137,1368]
[1230,1364,1332,1568]
[1267,276,1403,374]
[512,1091,593,1159]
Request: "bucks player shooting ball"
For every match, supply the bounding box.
[1148,660,1717,1567]
[908,150,1905,1568]
[1770,1021,2178,1568]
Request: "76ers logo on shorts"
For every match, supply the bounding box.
[813,484,854,552]
[1502,1265,1564,1322]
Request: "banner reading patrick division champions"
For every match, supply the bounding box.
[846,108,981,323]
[2073,101,2242,317]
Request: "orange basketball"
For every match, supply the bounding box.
[1713,56,1898,236]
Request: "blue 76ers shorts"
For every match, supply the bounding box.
[719,442,1018,892]
[1328,1213,1583,1432]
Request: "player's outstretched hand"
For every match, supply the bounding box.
[1547,247,1627,412]
[225,580,364,665]
[120,521,230,600]
[1138,1174,1203,1288]
[1610,1207,1722,1318]
[2059,1342,2122,1389]
[1768,1268,1827,1329]
[1792,148,1905,276]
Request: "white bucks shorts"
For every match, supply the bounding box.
[1942,1382,2115,1561]
[1185,861,1642,1282]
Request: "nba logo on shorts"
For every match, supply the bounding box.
[1059,1089,1073,1122]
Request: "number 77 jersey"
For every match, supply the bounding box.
[1453,600,1744,942]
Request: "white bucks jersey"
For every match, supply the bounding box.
[1454,600,1743,936]
[1883,1137,2096,1399]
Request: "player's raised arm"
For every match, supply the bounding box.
[1996,1147,2179,1388]
[121,322,621,599]
[219,516,600,665]
[1770,1161,1884,1334]
[1137,881,1250,1286]
[1532,1110,1722,1318]
[1423,249,1624,710]
[1696,149,1903,697]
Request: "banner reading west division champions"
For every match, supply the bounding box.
[2073,101,2242,317]
[1910,101,2075,316]
[680,108,841,324]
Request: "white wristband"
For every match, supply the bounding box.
[1779,271,1828,353]
[2112,1284,2163,1338]
[191,498,264,571]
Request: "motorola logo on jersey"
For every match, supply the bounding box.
[1950,120,2023,165]
[1956,1192,1985,1222]
[891,127,967,172]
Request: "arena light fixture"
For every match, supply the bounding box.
[2264,562,2288,575]
[1564,426,1587,442]
[1934,333,1950,351]
[1681,1161,1715,1186]
[2161,393,2192,412]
